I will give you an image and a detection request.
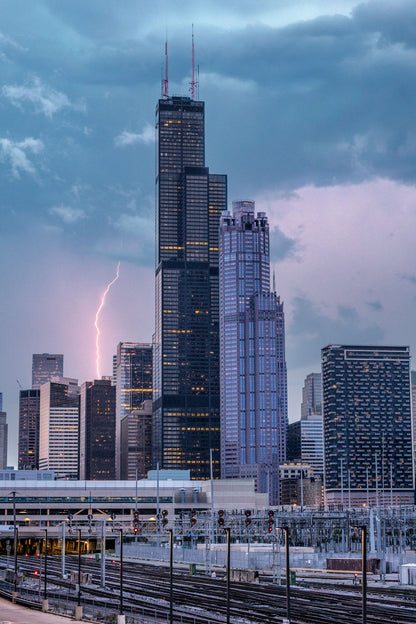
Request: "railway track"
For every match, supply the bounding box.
[2,555,416,623]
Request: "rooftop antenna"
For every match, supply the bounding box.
[190,24,198,99]
[197,64,200,100]
[162,40,169,99]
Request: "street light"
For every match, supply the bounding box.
[10,491,18,593]
[43,529,48,601]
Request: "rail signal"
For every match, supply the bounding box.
[133,510,139,533]
[245,510,252,526]
[162,510,168,527]
[268,509,274,532]
[218,509,225,527]
[190,509,197,526]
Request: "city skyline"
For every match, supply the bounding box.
[1,1,416,466]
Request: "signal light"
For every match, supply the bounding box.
[218,509,225,527]
[34,570,39,576]
[133,527,138,534]
[245,510,252,526]
[268,510,274,518]
[162,510,168,526]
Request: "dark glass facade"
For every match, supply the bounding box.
[153,96,227,479]
[80,379,116,480]
[18,389,40,470]
[114,342,153,478]
[32,353,63,389]
[322,345,414,502]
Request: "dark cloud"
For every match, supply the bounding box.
[398,273,416,285]
[287,296,384,368]
[366,300,383,311]
[270,226,297,262]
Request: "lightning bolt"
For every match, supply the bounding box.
[95,261,120,379]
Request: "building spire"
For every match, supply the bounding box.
[190,25,198,100]
[162,40,169,99]
[272,266,276,293]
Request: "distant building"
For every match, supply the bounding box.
[0,393,2,411]
[287,372,323,476]
[18,389,40,470]
[114,342,152,478]
[79,379,116,480]
[219,201,287,504]
[32,354,63,389]
[39,377,80,479]
[279,463,323,508]
[0,411,7,470]
[301,372,322,419]
[322,345,414,507]
[411,371,416,479]
[120,399,152,480]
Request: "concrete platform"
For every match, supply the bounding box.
[0,596,71,623]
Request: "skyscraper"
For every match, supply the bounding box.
[120,399,152,480]
[39,377,80,479]
[0,408,7,470]
[219,201,287,503]
[114,342,152,478]
[153,94,227,479]
[32,354,63,389]
[79,379,116,480]
[287,372,324,476]
[411,370,416,480]
[322,345,414,506]
[18,389,40,470]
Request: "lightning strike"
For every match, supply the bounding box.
[95,261,120,379]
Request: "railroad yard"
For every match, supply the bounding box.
[0,554,415,623]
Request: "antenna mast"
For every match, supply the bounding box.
[190,25,197,100]
[162,40,169,99]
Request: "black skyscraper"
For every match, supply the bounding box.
[153,95,227,479]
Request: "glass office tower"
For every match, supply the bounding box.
[114,342,152,478]
[219,201,287,503]
[322,345,414,506]
[153,96,227,479]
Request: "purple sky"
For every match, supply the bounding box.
[1,0,416,466]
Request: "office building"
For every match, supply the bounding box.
[0,411,7,470]
[18,389,40,470]
[322,345,414,506]
[287,372,323,476]
[114,342,152,478]
[39,377,80,479]
[301,372,322,419]
[120,399,152,480]
[411,371,416,479]
[32,354,63,389]
[80,379,116,480]
[219,201,287,504]
[153,94,227,479]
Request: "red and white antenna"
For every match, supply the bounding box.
[190,25,198,100]
[162,40,169,98]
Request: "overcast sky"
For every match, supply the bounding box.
[1,0,416,466]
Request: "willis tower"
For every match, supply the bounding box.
[153,46,227,479]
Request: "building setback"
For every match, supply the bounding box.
[114,342,152,478]
[39,377,80,479]
[219,201,287,504]
[79,379,116,480]
[153,94,227,479]
[322,345,414,506]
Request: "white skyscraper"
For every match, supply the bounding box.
[39,377,79,479]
